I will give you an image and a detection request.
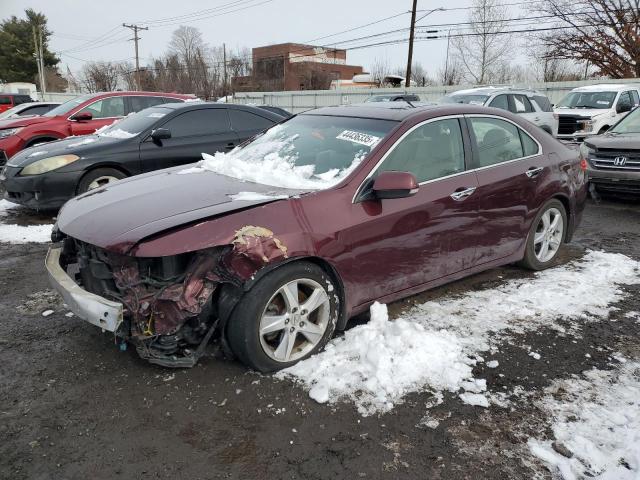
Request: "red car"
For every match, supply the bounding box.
[0,93,34,114]
[47,103,587,371]
[0,91,195,161]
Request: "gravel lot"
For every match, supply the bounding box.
[1,196,639,480]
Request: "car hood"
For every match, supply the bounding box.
[554,108,612,118]
[56,165,308,253]
[0,115,54,129]
[585,133,640,150]
[7,134,124,167]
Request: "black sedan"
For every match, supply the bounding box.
[0,103,283,210]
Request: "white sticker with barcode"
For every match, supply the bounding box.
[336,130,381,147]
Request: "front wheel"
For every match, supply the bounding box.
[226,262,339,372]
[77,167,127,194]
[520,199,567,270]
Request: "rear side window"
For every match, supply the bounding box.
[511,95,534,113]
[378,118,465,183]
[79,96,125,118]
[469,117,539,167]
[19,105,50,116]
[162,97,185,104]
[489,95,509,111]
[618,91,633,109]
[631,90,640,106]
[229,109,275,132]
[161,108,230,137]
[532,95,553,112]
[15,95,32,105]
[129,96,165,113]
[0,96,11,105]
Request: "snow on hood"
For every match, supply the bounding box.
[178,125,366,190]
[97,128,138,139]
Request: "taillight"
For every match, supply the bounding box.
[580,158,588,171]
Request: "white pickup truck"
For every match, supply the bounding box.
[554,84,640,140]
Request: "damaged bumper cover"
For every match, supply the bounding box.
[45,246,124,331]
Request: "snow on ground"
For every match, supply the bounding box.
[0,200,52,243]
[528,360,640,480]
[178,125,366,189]
[279,251,640,415]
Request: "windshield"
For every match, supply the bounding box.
[97,107,171,138]
[44,94,96,117]
[610,107,640,134]
[441,94,489,105]
[556,91,616,109]
[366,96,395,103]
[181,115,397,189]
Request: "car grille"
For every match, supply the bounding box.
[590,150,640,171]
[557,115,590,135]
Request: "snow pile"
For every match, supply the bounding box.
[528,361,640,480]
[0,199,18,216]
[280,251,640,415]
[98,128,137,139]
[0,224,52,243]
[279,302,475,415]
[228,191,289,202]
[179,126,366,189]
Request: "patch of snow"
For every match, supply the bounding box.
[228,191,289,202]
[0,224,52,243]
[41,310,54,317]
[486,360,499,368]
[529,352,542,360]
[98,128,137,139]
[178,125,366,189]
[529,361,640,479]
[0,199,19,216]
[459,392,490,408]
[67,136,97,148]
[624,311,639,319]
[279,251,640,415]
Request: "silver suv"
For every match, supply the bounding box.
[442,87,558,136]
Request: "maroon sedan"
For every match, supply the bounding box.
[46,103,587,371]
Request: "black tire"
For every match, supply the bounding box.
[226,261,339,372]
[519,199,567,271]
[77,167,127,194]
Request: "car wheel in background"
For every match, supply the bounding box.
[77,167,127,193]
[519,199,567,271]
[226,261,338,372]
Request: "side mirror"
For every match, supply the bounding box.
[151,128,171,142]
[617,103,632,114]
[70,111,93,122]
[372,171,419,199]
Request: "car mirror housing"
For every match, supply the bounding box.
[372,171,419,200]
[151,128,171,142]
[70,112,93,122]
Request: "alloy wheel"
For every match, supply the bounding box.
[534,207,564,263]
[259,278,330,363]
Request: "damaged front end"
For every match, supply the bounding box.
[53,225,290,368]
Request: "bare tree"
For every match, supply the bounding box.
[369,57,391,86]
[81,61,120,92]
[438,56,464,86]
[526,42,585,82]
[452,0,511,84]
[536,0,640,78]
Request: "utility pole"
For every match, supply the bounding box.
[405,0,418,88]
[444,29,451,86]
[32,26,47,100]
[122,23,148,90]
[223,43,227,100]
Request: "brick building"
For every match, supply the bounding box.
[234,43,364,92]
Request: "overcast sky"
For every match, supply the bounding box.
[2,0,529,79]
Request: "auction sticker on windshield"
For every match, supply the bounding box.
[336,130,381,147]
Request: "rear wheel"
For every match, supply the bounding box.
[226,261,338,372]
[77,168,127,194]
[520,199,567,270]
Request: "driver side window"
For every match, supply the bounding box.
[378,118,465,183]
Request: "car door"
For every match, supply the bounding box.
[228,109,277,143]
[138,107,239,171]
[343,116,481,307]
[69,96,125,135]
[466,115,547,265]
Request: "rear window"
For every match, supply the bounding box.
[0,96,11,105]
[229,109,275,132]
[532,95,553,112]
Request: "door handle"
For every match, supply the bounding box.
[525,167,544,178]
[450,187,476,201]
[225,143,236,150]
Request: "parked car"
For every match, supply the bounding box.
[442,87,558,136]
[581,104,640,195]
[555,84,640,140]
[365,93,421,103]
[257,105,292,118]
[0,93,34,113]
[0,101,60,120]
[0,91,195,161]
[1,103,283,210]
[46,103,587,371]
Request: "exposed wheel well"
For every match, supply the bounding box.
[25,137,60,148]
[75,165,131,195]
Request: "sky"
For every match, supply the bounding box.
[1,0,531,80]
